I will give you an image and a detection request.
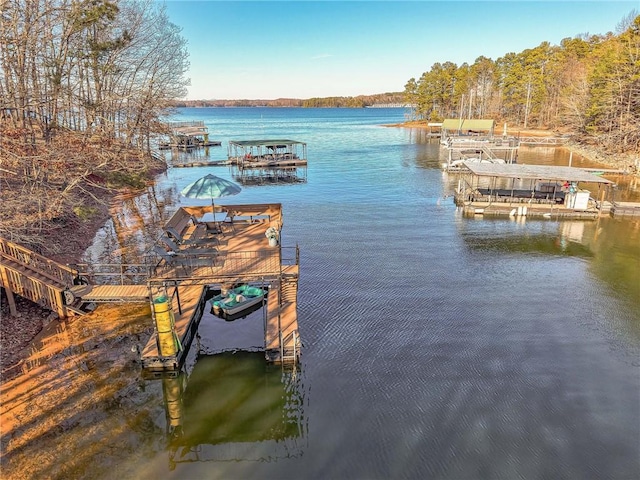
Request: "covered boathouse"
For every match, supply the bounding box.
[454,162,615,219]
[227,139,308,184]
[228,139,307,167]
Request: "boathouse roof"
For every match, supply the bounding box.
[462,163,615,184]
[442,119,495,131]
[229,139,306,147]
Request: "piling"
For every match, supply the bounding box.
[153,295,180,356]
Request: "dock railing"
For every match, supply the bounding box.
[149,248,287,281]
[280,245,300,267]
[71,262,154,285]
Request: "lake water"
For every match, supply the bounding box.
[15,108,640,479]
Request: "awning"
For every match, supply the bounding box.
[462,163,614,184]
[229,139,306,148]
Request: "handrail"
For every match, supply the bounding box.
[519,136,569,145]
[71,245,300,285]
[280,329,300,362]
[280,245,299,266]
[0,237,78,286]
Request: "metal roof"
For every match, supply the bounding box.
[462,162,614,184]
[172,126,209,137]
[229,139,306,147]
[442,119,495,131]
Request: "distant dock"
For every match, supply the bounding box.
[159,121,222,149]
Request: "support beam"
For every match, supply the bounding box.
[0,266,18,316]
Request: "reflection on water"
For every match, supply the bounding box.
[161,352,305,469]
[459,219,594,258]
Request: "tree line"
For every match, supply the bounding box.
[404,12,639,154]
[0,0,189,150]
[171,92,406,108]
[0,0,185,251]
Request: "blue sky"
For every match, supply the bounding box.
[162,1,639,100]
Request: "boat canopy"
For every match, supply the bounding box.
[461,163,614,184]
[229,139,306,148]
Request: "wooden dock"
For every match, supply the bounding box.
[0,202,301,371]
[611,201,640,217]
[170,159,230,168]
[140,203,301,372]
[459,202,604,219]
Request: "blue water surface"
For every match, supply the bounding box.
[115,108,639,479]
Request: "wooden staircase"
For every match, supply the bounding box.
[0,237,80,318]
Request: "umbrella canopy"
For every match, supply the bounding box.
[180,174,241,211]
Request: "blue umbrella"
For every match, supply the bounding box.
[180,174,241,213]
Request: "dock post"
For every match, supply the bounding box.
[153,292,180,356]
[0,266,17,316]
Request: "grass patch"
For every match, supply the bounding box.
[73,205,99,220]
[103,171,147,189]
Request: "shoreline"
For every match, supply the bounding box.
[1,178,165,379]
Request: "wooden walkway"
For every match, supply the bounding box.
[171,159,229,168]
[70,284,149,303]
[611,201,640,217]
[518,136,568,145]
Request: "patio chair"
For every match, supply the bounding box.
[153,246,182,264]
[159,234,206,253]
[159,235,180,252]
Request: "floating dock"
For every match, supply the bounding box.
[227,140,308,184]
[454,162,616,219]
[139,203,301,373]
[161,121,222,149]
[611,201,640,217]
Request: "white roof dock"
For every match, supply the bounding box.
[462,163,615,184]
